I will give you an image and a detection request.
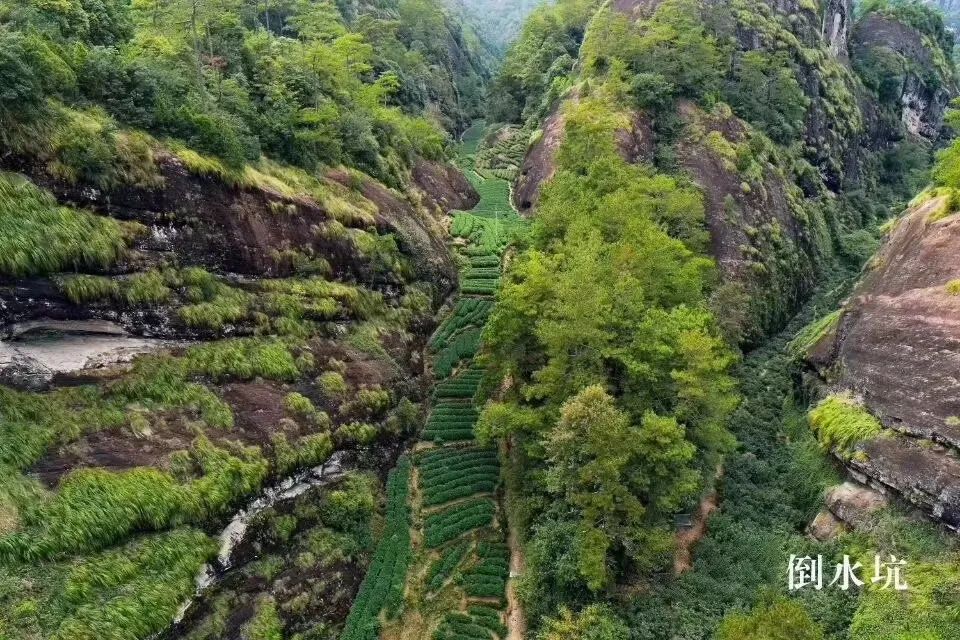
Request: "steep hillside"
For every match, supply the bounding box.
[503,0,956,342]
[473,0,960,638]
[786,117,960,640]
[0,1,488,639]
[801,195,960,529]
[444,0,542,54]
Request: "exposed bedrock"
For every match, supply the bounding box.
[808,481,888,541]
[805,196,960,530]
[0,156,473,340]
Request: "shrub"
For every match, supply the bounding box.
[11,529,217,640]
[317,371,348,400]
[424,499,496,548]
[716,597,824,640]
[341,388,392,419]
[808,393,886,457]
[285,392,317,416]
[336,422,378,445]
[426,541,471,593]
[418,447,500,507]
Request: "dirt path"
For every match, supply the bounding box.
[504,437,527,640]
[673,466,723,575]
[506,526,526,640]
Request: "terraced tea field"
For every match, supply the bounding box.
[377,124,522,640]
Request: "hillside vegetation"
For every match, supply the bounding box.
[0,0,493,639]
[2,0,960,639]
[473,0,960,638]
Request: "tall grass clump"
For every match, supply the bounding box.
[0,173,141,277]
[808,393,886,457]
[56,274,119,303]
[788,309,841,358]
[0,528,216,640]
[0,438,267,561]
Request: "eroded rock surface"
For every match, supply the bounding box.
[805,197,960,530]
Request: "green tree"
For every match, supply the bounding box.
[726,51,809,144]
[715,598,824,640]
[545,386,698,589]
[538,604,630,640]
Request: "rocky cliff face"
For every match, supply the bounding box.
[511,0,955,341]
[803,195,960,530]
[822,0,853,58]
[0,155,473,342]
[852,12,957,141]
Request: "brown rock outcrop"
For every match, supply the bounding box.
[806,196,960,530]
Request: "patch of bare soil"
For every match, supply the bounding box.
[504,437,527,640]
[506,522,527,640]
[673,467,722,575]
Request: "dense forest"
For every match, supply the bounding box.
[2,0,960,639]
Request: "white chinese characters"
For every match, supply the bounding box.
[788,554,908,591]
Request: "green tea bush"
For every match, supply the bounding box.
[457,542,509,601]
[434,328,483,379]
[424,401,480,442]
[418,447,500,507]
[430,299,493,353]
[424,499,496,548]
[434,369,484,399]
[469,255,501,268]
[463,267,501,280]
[467,606,507,637]
[461,279,500,296]
[432,608,507,640]
[426,541,472,593]
[340,456,412,640]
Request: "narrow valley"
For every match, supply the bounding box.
[3,0,960,639]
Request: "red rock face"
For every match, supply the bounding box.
[807,197,960,529]
[411,159,481,214]
[512,95,570,214]
[823,197,960,440]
